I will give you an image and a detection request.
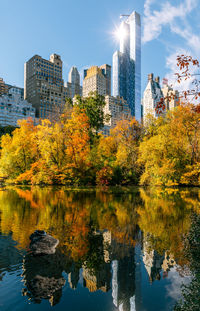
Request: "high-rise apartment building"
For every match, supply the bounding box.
[0,78,24,98]
[113,11,141,120]
[0,78,9,96]
[8,85,24,99]
[142,74,164,121]
[65,66,82,99]
[83,65,111,97]
[24,54,67,119]
[0,86,36,127]
[142,74,179,122]
[99,64,111,96]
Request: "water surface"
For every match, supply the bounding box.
[0,186,199,311]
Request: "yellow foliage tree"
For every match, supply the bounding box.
[0,118,37,180]
[139,104,200,186]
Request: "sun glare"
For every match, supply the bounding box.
[115,24,127,41]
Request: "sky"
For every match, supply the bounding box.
[0,0,200,94]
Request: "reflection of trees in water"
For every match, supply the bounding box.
[138,188,195,268]
[0,187,199,264]
[0,187,140,256]
[0,187,199,265]
[0,187,200,308]
[174,213,200,311]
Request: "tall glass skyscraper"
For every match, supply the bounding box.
[113,11,141,120]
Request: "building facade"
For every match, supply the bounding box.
[102,95,131,136]
[162,83,179,111]
[142,74,179,122]
[24,54,67,120]
[8,85,24,98]
[83,65,111,97]
[113,11,141,120]
[99,64,111,96]
[0,87,36,127]
[65,66,82,99]
[0,78,9,96]
[142,74,164,121]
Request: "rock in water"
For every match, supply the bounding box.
[29,230,59,255]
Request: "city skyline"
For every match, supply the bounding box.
[1,0,199,94]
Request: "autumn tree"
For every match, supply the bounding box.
[93,118,142,185]
[0,118,37,179]
[139,104,200,186]
[30,107,91,185]
[111,118,143,184]
[63,107,91,184]
[176,55,200,101]
[139,55,200,187]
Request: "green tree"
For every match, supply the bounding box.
[74,92,110,137]
[0,125,16,138]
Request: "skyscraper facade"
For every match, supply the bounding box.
[83,66,106,97]
[99,64,111,96]
[83,64,111,97]
[24,54,67,120]
[113,11,141,120]
[66,66,82,99]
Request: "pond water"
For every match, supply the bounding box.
[0,186,199,311]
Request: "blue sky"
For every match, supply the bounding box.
[0,0,200,93]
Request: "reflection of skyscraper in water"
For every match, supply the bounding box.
[113,11,141,120]
[112,247,136,311]
[82,230,112,293]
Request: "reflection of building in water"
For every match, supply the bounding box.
[143,239,164,282]
[143,238,176,282]
[162,252,176,278]
[82,229,140,311]
[82,230,111,293]
[83,263,111,292]
[68,262,80,289]
[19,228,141,309]
[103,230,112,263]
[111,245,137,311]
